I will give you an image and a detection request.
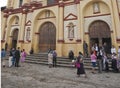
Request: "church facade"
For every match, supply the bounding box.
[1,0,120,56]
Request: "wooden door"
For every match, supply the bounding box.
[12,29,18,48]
[89,20,111,49]
[39,22,56,52]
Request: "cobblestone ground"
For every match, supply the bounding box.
[1,61,120,88]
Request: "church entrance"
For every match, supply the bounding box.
[12,29,19,48]
[39,22,56,52]
[89,20,111,52]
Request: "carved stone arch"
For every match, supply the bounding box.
[34,9,56,21]
[8,15,20,25]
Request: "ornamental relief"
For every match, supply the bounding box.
[64,20,78,42]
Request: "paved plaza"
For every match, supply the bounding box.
[1,61,120,88]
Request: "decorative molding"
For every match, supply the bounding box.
[57,39,64,43]
[37,16,56,20]
[59,2,64,7]
[74,0,80,4]
[9,36,13,37]
[4,13,9,18]
[64,13,77,21]
[18,40,24,43]
[85,32,89,35]
[27,40,31,42]
[76,39,81,42]
[111,31,113,33]
[69,38,73,41]
[117,38,120,42]
[35,32,40,35]
[25,20,32,26]
[11,24,19,26]
[1,40,5,42]
[84,13,111,18]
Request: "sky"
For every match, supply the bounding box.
[0,0,7,7]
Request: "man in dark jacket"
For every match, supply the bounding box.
[53,50,57,67]
[15,47,20,67]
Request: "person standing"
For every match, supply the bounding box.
[68,50,74,60]
[15,47,20,67]
[20,49,27,63]
[90,51,97,73]
[111,53,119,73]
[118,46,120,59]
[94,43,99,56]
[97,47,103,73]
[103,42,109,55]
[1,48,6,67]
[111,45,116,54]
[103,54,109,71]
[8,48,13,67]
[83,41,88,57]
[5,42,8,51]
[52,50,57,67]
[12,48,16,66]
[48,51,53,68]
[76,52,87,77]
[29,48,34,55]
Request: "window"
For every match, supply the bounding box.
[26,27,31,41]
[19,0,23,7]
[47,0,55,5]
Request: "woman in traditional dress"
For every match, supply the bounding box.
[76,52,87,77]
[20,49,26,63]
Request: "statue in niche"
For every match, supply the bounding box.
[68,22,75,38]
[8,0,12,7]
[26,27,30,40]
[45,10,50,17]
[93,2,100,13]
[15,17,19,24]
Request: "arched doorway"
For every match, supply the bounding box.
[39,22,56,52]
[12,29,19,48]
[89,20,111,52]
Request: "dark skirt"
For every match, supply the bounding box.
[77,63,86,75]
[111,59,119,72]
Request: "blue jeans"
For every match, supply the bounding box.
[12,57,15,66]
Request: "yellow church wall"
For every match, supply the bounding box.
[1,0,120,56]
[27,6,59,54]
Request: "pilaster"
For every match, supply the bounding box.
[111,0,120,42]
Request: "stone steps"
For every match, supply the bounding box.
[25,53,95,69]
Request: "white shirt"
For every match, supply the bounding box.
[111,48,116,54]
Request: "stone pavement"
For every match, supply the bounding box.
[1,61,120,88]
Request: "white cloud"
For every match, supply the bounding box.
[0,0,7,7]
